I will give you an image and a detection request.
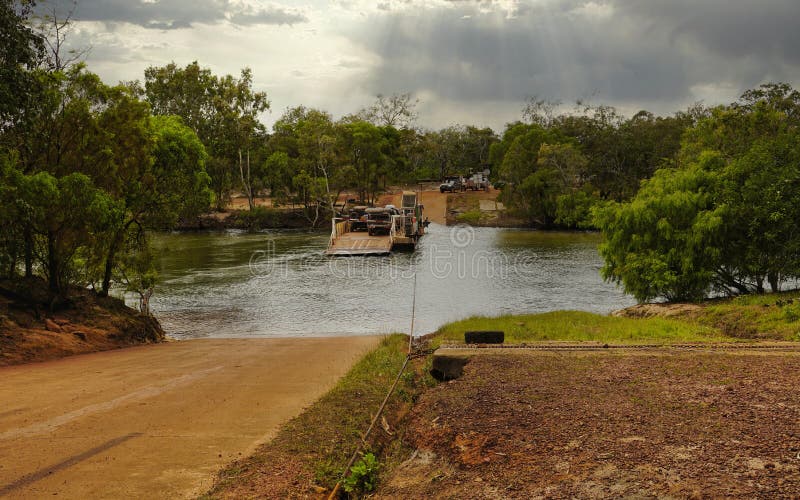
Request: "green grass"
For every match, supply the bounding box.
[434,310,732,345]
[455,209,484,224]
[699,290,800,340]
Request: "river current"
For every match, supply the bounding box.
[144,224,635,338]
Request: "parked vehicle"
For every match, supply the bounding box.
[440,176,463,193]
[348,205,369,231]
[327,194,427,255]
[366,207,395,236]
[462,172,489,191]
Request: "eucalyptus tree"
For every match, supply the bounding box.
[213,68,269,210]
[336,120,388,205]
[364,92,418,129]
[143,61,268,210]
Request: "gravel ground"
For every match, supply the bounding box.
[379,350,800,499]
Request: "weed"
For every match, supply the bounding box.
[783,303,800,322]
[343,453,380,496]
[313,458,342,488]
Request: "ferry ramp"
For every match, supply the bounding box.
[325,231,392,256]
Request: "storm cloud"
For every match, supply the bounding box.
[41,0,800,130]
[351,0,800,116]
[41,0,308,29]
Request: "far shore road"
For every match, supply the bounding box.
[0,336,381,498]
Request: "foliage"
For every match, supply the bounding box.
[490,102,695,227]
[0,158,120,294]
[143,61,268,211]
[594,154,726,302]
[149,115,213,223]
[0,0,44,130]
[596,83,800,302]
[231,206,282,231]
[343,453,380,496]
[0,59,211,300]
[555,186,601,229]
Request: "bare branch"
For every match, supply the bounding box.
[35,0,91,71]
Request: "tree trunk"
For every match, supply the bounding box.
[47,231,59,293]
[101,221,134,297]
[768,272,780,293]
[246,149,254,210]
[24,227,33,278]
[755,276,765,294]
[238,148,255,211]
[99,239,118,298]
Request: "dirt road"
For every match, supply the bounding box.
[418,191,447,225]
[381,190,447,225]
[0,336,380,499]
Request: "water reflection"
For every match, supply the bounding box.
[145,224,634,338]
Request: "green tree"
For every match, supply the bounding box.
[143,61,268,211]
[17,169,119,294]
[214,68,269,210]
[337,120,388,205]
[149,115,213,223]
[596,83,800,301]
[0,0,44,130]
[594,152,726,302]
[263,151,292,206]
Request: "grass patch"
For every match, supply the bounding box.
[698,290,800,340]
[203,334,435,498]
[434,310,731,345]
[455,209,484,224]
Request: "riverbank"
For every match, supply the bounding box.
[0,278,164,366]
[177,206,314,231]
[203,294,800,497]
[444,188,528,227]
[181,188,529,232]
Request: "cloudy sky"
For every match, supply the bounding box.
[43,0,800,132]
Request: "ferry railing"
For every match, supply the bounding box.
[390,215,402,243]
[329,218,348,247]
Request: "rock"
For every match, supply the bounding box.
[44,319,62,332]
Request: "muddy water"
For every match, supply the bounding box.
[145,224,635,338]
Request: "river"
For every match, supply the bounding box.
[145,224,635,338]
